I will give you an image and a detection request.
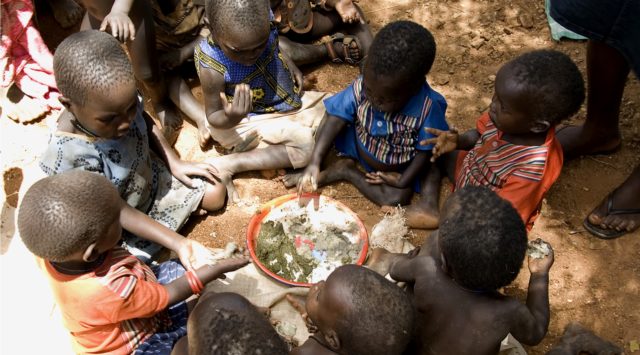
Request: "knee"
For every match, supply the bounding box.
[201,183,226,211]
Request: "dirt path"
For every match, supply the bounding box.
[2,0,639,353]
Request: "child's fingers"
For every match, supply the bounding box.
[420,137,438,146]
[128,20,136,40]
[424,127,445,136]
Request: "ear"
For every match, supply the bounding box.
[82,242,99,262]
[323,330,341,351]
[58,96,72,110]
[530,120,551,134]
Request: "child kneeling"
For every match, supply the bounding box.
[18,171,248,354]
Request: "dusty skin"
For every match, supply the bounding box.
[2,1,638,354]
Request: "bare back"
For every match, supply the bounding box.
[406,256,524,355]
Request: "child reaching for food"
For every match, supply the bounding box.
[369,186,554,355]
[18,171,249,354]
[40,31,227,262]
[291,21,448,208]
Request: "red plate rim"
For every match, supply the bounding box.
[246,193,369,287]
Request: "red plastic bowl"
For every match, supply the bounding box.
[246,193,369,287]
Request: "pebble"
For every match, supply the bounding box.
[518,13,534,29]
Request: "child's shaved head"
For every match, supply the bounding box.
[188,292,288,355]
[503,49,585,124]
[366,21,436,85]
[439,186,527,291]
[329,265,414,355]
[18,171,121,262]
[54,30,135,105]
[205,0,269,36]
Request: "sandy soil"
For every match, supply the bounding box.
[2,0,639,353]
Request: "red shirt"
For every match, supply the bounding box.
[37,247,170,354]
[455,113,563,230]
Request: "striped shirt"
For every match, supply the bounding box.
[38,247,170,354]
[455,113,563,229]
[324,76,448,166]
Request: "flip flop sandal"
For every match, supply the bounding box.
[274,0,313,34]
[582,190,640,239]
[325,32,363,66]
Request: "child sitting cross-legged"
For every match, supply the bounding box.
[290,21,449,207]
[410,50,585,230]
[40,30,227,262]
[287,264,415,355]
[171,291,289,355]
[196,0,330,202]
[370,186,554,355]
[18,170,249,355]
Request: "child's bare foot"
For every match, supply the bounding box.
[282,171,302,188]
[50,0,84,28]
[326,0,361,23]
[547,322,622,355]
[556,124,621,160]
[365,248,395,276]
[583,170,640,239]
[405,203,439,229]
[325,33,363,65]
[155,102,183,145]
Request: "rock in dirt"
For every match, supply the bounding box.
[518,13,534,29]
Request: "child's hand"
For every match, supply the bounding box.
[365,171,402,187]
[528,242,554,275]
[421,127,459,163]
[176,239,216,269]
[100,12,135,42]
[220,84,252,121]
[170,160,221,188]
[297,164,320,195]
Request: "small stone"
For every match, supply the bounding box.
[488,74,496,82]
[503,27,512,35]
[582,186,589,191]
[518,14,533,29]
[470,37,485,49]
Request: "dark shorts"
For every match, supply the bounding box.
[134,260,189,355]
[549,0,640,77]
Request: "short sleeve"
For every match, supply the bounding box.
[39,135,105,177]
[417,91,449,150]
[102,273,169,323]
[323,80,358,123]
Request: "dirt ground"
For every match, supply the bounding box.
[2,0,639,353]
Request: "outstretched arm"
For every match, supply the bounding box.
[297,114,347,193]
[509,246,554,345]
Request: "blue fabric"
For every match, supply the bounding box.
[194,25,302,114]
[325,76,448,192]
[550,0,640,77]
[134,260,188,355]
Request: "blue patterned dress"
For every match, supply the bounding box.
[39,103,205,262]
[194,24,302,114]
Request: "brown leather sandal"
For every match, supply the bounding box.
[324,32,363,65]
[273,0,314,34]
